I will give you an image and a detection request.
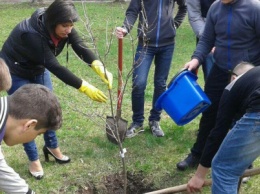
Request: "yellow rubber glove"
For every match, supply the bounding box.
[78,80,107,103]
[91,60,113,89]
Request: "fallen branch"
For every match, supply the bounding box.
[144,167,260,194]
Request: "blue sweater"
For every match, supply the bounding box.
[193,0,260,71]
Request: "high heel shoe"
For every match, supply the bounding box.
[43,146,71,164]
[29,159,44,180]
[29,170,44,180]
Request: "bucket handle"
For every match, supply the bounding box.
[167,68,188,88]
[167,69,198,88]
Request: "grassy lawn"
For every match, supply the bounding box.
[0,2,260,194]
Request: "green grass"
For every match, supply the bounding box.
[0,2,260,194]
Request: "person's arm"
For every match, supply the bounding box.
[21,33,108,102]
[22,33,82,88]
[187,164,209,193]
[174,0,187,28]
[122,0,140,33]
[187,83,241,193]
[69,29,113,89]
[0,149,34,194]
[186,0,205,38]
[191,4,216,65]
[115,0,140,39]
[69,29,98,65]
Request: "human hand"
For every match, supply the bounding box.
[211,47,215,53]
[184,58,200,72]
[91,60,113,89]
[187,175,205,193]
[115,27,127,39]
[187,164,209,193]
[78,80,107,102]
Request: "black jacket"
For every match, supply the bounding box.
[0,8,97,89]
[200,0,215,18]
[201,66,260,167]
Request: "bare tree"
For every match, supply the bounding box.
[57,1,148,193]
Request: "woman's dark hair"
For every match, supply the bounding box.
[45,0,79,34]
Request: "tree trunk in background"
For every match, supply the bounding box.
[31,0,49,3]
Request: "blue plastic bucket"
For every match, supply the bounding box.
[155,70,211,126]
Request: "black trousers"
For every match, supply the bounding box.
[191,64,231,157]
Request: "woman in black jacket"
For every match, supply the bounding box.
[0,0,113,179]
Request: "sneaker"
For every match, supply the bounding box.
[176,153,200,171]
[149,121,164,137]
[125,123,144,138]
[242,176,250,183]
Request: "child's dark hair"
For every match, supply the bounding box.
[8,84,62,130]
[45,0,79,34]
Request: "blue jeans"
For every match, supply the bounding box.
[202,52,214,81]
[211,112,260,194]
[196,38,214,81]
[8,70,58,161]
[132,44,174,124]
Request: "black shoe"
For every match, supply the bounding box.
[43,146,71,164]
[176,153,200,171]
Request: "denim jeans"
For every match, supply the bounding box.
[191,65,230,158]
[132,44,174,124]
[8,70,58,161]
[211,112,260,194]
[202,52,214,81]
[196,37,214,81]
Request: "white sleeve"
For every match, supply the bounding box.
[0,146,30,194]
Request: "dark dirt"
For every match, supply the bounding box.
[101,171,156,194]
[60,171,157,194]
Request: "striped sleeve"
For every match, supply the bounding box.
[0,97,8,138]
